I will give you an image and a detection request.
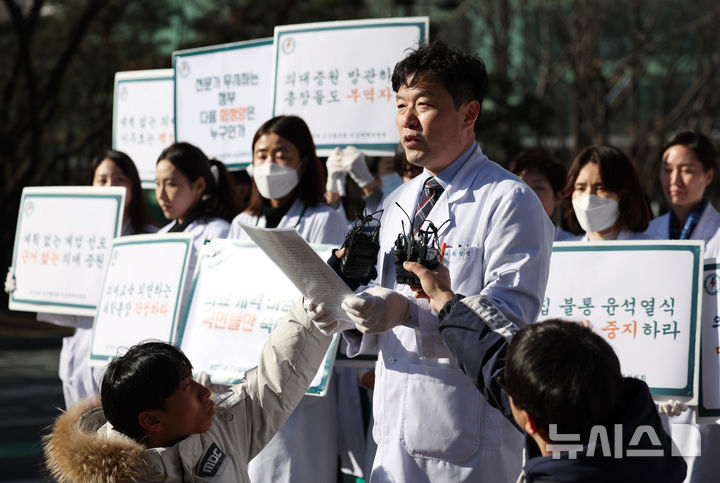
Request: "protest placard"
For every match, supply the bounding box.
[698,260,720,422]
[272,17,428,155]
[542,241,703,403]
[112,69,175,186]
[177,239,340,396]
[89,233,192,366]
[173,38,273,169]
[9,186,125,316]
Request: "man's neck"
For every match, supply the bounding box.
[427,139,475,177]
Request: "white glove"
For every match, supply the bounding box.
[657,400,688,417]
[343,146,374,188]
[303,298,353,335]
[4,266,15,294]
[342,286,410,334]
[325,147,347,196]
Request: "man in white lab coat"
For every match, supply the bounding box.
[333,41,555,482]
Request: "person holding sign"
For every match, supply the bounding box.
[644,130,720,483]
[4,149,158,408]
[398,259,687,482]
[315,41,554,482]
[91,150,158,235]
[43,300,333,482]
[227,115,352,483]
[562,145,653,241]
[155,142,237,272]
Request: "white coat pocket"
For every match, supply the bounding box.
[399,364,492,463]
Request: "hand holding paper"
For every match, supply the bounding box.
[342,286,410,334]
[303,298,353,335]
[237,223,354,323]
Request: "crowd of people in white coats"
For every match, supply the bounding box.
[6,40,719,482]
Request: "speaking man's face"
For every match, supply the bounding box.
[395,77,471,175]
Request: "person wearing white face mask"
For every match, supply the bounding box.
[227,115,356,483]
[562,145,654,241]
[228,115,347,243]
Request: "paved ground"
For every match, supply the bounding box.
[0,311,70,482]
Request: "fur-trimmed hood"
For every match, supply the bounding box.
[43,399,153,482]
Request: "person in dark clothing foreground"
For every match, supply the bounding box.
[402,260,686,483]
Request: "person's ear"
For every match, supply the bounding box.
[138,410,163,433]
[192,176,206,197]
[460,100,480,128]
[297,156,308,176]
[705,168,714,188]
[522,410,539,435]
[509,395,538,435]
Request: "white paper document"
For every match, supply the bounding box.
[238,223,353,320]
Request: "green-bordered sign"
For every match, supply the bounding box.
[173,38,273,170]
[698,260,720,421]
[10,186,125,316]
[112,69,175,187]
[272,17,428,156]
[544,240,703,403]
[178,239,340,396]
[89,233,192,365]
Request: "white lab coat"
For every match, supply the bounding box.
[35,313,97,408]
[228,198,347,245]
[159,216,229,318]
[229,200,364,483]
[554,226,574,241]
[567,228,659,242]
[158,216,230,276]
[37,220,159,408]
[645,202,720,256]
[346,144,554,482]
[646,203,720,483]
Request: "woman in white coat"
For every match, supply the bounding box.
[644,130,720,483]
[561,145,654,241]
[645,130,720,251]
[37,150,157,408]
[228,116,347,243]
[228,115,353,483]
[155,142,236,272]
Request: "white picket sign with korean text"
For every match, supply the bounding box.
[177,239,340,396]
[89,233,192,365]
[542,241,703,404]
[173,38,273,169]
[698,259,720,422]
[113,69,175,186]
[9,186,125,316]
[272,17,428,155]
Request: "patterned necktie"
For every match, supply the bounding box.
[413,177,444,233]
